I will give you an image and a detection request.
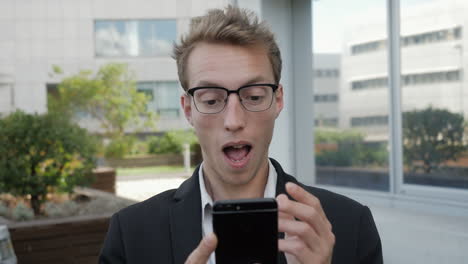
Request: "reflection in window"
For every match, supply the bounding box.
[314,94,339,103]
[314,0,390,191]
[400,1,468,190]
[351,115,388,127]
[351,69,461,90]
[137,81,181,118]
[314,118,338,127]
[351,26,462,55]
[95,20,176,57]
[314,69,340,78]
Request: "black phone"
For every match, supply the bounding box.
[212,198,278,264]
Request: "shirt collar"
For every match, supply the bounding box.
[198,159,277,211]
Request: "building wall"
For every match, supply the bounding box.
[0,0,231,131]
[313,53,340,127]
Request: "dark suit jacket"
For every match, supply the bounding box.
[99,158,383,264]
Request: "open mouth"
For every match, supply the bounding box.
[222,143,252,164]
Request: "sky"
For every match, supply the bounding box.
[313,0,437,53]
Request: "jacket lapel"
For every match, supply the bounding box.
[272,158,297,200]
[271,158,301,264]
[170,167,203,264]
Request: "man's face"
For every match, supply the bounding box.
[181,42,283,188]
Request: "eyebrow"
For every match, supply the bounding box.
[194,76,272,88]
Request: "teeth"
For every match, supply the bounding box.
[232,145,245,149]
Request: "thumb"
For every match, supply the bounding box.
[185,233,218,264]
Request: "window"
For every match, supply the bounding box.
[314,94,339,103]
[315,118,338,127]
[351,115,388,127]
[401,1,467,191]
[351,77,388,90]
[351,26,462,55]
[314,68,340,78]
[352,70,461,90]
[95,20,176,57]
[314,0,390,191]
[137,81,181,118]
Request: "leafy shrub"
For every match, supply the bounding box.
[0,111,98,215]
[104,136,135,158]
[128,139,148,156]
[0,201,9,218]
[315,129,387,167]
[44,200,80,218]
[148,130,198,154]
[11,202,34,221]
[78,197,133,215]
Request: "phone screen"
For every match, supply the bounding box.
[212,198,278,264]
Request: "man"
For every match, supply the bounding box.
[99,6,383,264]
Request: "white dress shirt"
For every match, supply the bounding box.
[198,160,278,264]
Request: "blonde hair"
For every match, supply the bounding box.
[173,5,282,90]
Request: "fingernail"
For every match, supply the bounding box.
[276,194,286,206]
[205,233,215,247]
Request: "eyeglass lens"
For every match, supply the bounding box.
[193,85,274,114]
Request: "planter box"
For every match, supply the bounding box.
[8,213,111,264]
[5,188,134,264]
[90,167,116,194]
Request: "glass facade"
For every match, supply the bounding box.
[95,20,176,57]
[313,0,468,194]
[401,0,468,190]
[313,0,390,191]
[137,81,181,118]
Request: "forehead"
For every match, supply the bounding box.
[186,42,274,88]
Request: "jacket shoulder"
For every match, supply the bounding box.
[116,188,177,223]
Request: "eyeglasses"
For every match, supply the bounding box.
[187,84,279,114]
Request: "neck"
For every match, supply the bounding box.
[203,159,270,201]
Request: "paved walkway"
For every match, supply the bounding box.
[116,172,190,202]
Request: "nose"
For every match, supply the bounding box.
[223,94,246,132]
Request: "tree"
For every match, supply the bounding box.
[403,107,466,173]
[0,111,98,215]
[48,63,156,141]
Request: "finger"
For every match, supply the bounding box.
[286,182,325,217]
[278,217,320,250]
[286,183,332,231]
[185,233,217,264]
[277,193,330,238]
[278,237,315,263]
[278,209,293,220]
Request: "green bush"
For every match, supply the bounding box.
[12,202,34,221]
[148,130,198,154]
[104,136,136,158]
[0,111,98,215]
[128,139,148,156]
[315,129,387,167]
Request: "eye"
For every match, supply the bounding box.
[204,99,220,105]
[248,95,263,101]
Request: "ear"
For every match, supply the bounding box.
[181,94,194,126]
[274,84,284,118]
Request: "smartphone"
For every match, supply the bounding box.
[212,198,278,264]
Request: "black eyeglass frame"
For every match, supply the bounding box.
[186,83,279,114]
